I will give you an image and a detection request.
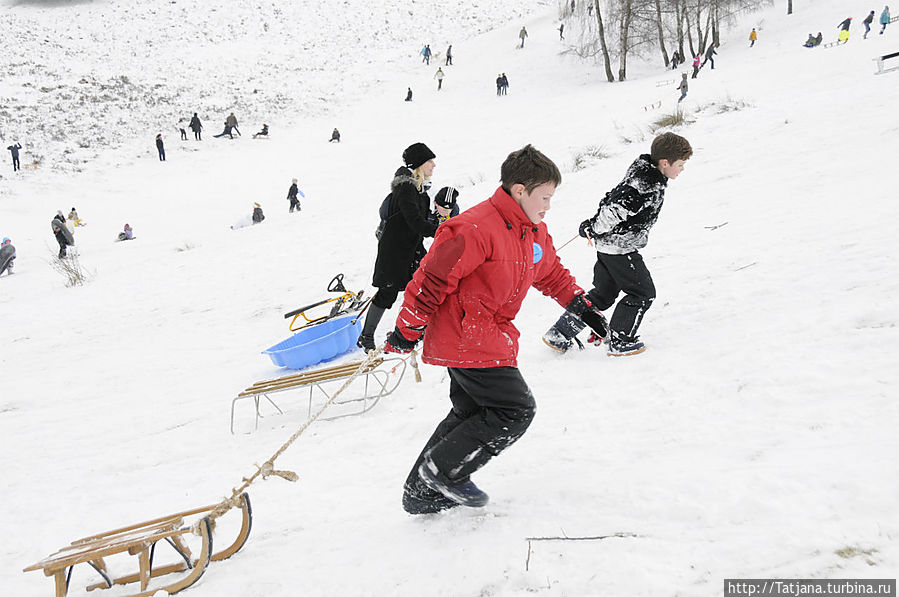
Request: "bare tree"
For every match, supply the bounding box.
[787,0,792,15]
[654,0,671,66]
[593,0,616,81]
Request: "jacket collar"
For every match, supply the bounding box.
[489,186,538,234]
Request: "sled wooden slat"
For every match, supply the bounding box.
[231,356,408,433]
[24,493,252,597]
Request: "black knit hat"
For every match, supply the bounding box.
[434,186,459,209]
[402,142,436,170]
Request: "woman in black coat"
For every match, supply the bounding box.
[357,142,438,351]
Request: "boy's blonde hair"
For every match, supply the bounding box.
[650,132,693,165]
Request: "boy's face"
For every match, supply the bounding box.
[512,181,556,224]
[658,158,687,180]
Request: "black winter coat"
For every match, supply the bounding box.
[372,167,438,289]
[189,116,202,132]
[579,154,668,255]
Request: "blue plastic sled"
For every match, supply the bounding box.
[263,314,362,370]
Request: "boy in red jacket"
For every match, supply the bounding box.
[384,145,608,514]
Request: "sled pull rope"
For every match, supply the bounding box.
[204,346,420,525]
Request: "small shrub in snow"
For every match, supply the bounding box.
[49,249,90,287]
[572,145,609,171]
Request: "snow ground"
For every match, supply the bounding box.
[1,0,898,595]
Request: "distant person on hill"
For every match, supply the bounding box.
[519,26,528,48]
[51,211,72,258]
[213,122,234,139]
[405,87,413,102]
[0,237,16,276]
[501,73,509,95]
[189,112,202,140]
[542,132,693,357]
[495,73,503,96]
[864,11,875,38]
[252,203,265,224]
[117,223,134,241]
[803,33,816,47]
[155,134,165,161]
[68,207,84,227]
[677,73,688,103]
[749,28,758,46]
[814,32,823,46]
[671,49,681,70]
[7,142,21,172]
[253,124,269,138]
[226,112,241,136]
[559,22,565,40]
[330,128,341,143]
[287,178,305,213]
[701,43,718,69]
[838,17,852,44]
[445,44,453,65]
[434,67,445,90]
[421,44,431,65]
[691,53,701,78]
[880,6,891,34]
[177,118,188,140]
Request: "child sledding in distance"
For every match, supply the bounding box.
[382,145,609,514]
[542,132,693,357]
[117,223,134,241]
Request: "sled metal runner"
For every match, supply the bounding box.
[23,493,252,597]
[231,356,407,433]
[284,273,366,332]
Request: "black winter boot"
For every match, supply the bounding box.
[542,311,587,353]
[357,304,386,352]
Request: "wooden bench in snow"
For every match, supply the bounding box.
[873,50,899,74]
[23,493,251,597]
[231,356,408,433]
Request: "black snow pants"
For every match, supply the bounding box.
[55,234,67,258]
[403,366,536,500]
[586,251,656,341]
[289,197,301,212]
[12,155,20,171]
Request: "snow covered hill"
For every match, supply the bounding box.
[0,0,550,173]
[2,0,898,595]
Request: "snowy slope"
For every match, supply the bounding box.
[2,0,899,595]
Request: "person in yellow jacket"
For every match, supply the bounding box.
[749,28,758,47]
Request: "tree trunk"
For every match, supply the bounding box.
[712,2,720,46]
[684,0,695,57]
[593,0,615,82]
[618,0,633,81]
[654,0,670,66]
[787,0,793,15]
[675,0,685,59]
[696,3,706,54]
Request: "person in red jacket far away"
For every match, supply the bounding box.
[383,145,609,514]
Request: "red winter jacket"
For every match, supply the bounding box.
[395,186,583,368]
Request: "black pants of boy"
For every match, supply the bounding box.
[56,236,67,258]
[180,128,188,140]
[289,198,301,212]
[194,130,201,140]
[403,366,536,499]
[586,251,655,341]
[12,156,19,171]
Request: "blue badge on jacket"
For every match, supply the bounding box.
[533,242,543,264]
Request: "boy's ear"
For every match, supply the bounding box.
[509,183,526,198]
[657,159,669,170]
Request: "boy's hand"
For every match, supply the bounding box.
[384,326,421,354]
[578,219,596,240]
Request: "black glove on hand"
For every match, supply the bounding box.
[566,294,609,339]
[385,326,419,354]
[578,219,595,239]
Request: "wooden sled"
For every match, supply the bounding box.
[24,493,252,597]
[231,355,408,433]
